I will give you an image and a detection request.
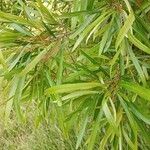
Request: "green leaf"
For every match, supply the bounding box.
[76,113,88,149]
[127,40,146,85]
[36,0,58,24]
[20,44,53,76]
[128,103,150,125]
[13,76,25,122]
[4,77,19,124]
[87,109,104,150]
[56,49,64,85]
[128,33,150,54]
[70,15,95,39]
[10,23,32,36]
[115,11,135,49]
[122,128,135,150]
[0,49,7,69]
[0,10,41,28]
[72,10,113,51]
[45,82,104,95]
[102,102,118,132]
[121,81,150,102]
[62,90,100,101]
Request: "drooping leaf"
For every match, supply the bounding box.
[121,81,150,102]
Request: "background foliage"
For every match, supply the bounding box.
[0,0,150,149]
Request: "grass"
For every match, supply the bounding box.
[0,111,77,150]
[0,121,65,150]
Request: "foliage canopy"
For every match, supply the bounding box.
[0,0,150,149]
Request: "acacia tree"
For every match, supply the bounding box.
[0,0,150,149]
